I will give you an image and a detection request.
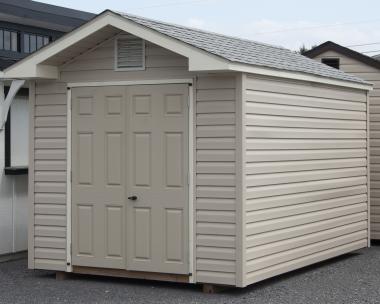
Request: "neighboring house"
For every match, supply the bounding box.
[304,41,380,240]
[0,0,94,261]
[1,10,372,290]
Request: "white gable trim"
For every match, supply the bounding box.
[2,11,228,79]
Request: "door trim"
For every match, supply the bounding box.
[66,87,72,272]
[66,79,195,281]
[67,79,193,88]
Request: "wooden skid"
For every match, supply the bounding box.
[72,266,190,283]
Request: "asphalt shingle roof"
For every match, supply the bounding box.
[116,11,369,85]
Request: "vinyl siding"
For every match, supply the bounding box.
[313,50,380,239]
[195,75,238,286]
[59,40,192,83]
[243,74,369,286]
[31,34,240,285]
[32,81,68,271]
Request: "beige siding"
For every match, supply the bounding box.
[195,75,238,286]
[59,40,192,83]
[313,50,380,239]
[243,75,369,286]
[30,34,241,285]
[32,81,68,271]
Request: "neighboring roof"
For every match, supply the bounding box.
[115,12,368,85]
[0,0,95,32]
[373,54,380,61]
[304,41,380,71]
[0,58,17,70]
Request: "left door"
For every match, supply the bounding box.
[71,86,126,269]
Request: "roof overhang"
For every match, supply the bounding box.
[0,11,373,91]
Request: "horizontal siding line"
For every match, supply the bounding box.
[246,157,366,164]
[246,220,366,251]
[246,236,367,274]
[246,170,366,188]
[246,125,367,133]
[246,177,367,199]
[246,103,366,121]
[245,88,367,106]
[246,196,367,224]
[245,82,366,102]
[34,181,67,184]
[246,165,366,177]
[246,176,367,191]
[245,118,366,130]
[246,100,366,114]
[246,225,367,260]
[245,240,366,284]
[245,99,366,113]
[246,212,367,247]
[246,204,367,235]
[245,111,366,122]
[246,185,367,212]
[246,200,367,225]
[246,160,366,175]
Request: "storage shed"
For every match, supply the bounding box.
[305,41,380,240]
[1,11,372,288]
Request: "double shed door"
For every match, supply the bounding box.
[71,84,189,274]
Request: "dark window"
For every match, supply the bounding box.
[321,58,340,69]
[23,33,50,54]
[0,29,19,52]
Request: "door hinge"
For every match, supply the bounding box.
[70,171,72,182]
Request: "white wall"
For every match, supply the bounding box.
[0,94,28,256]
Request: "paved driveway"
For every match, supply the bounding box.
[1,245,380,304]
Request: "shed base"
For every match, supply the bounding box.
[71,266,190,283]
[202,284,231,293]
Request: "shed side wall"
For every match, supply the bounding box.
[33,81,68,271]
[30,37,240,285]
[312,50,380,239]
[195,75,238,286]
[243,74,369,285]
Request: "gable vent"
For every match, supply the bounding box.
[115,34,145,70]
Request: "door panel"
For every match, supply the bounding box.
[126,84,189,274]
[71,84,189,274]
[72,86,126,269]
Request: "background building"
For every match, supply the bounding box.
[0,0,94,261]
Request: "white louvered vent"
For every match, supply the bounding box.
[115,34,145,70]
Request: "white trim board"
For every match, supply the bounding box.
[188,83,195,283]
[67,79,193,88]
[66,88,72,272]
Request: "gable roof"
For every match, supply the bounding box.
[1,10,371,89]
[304,41,380,71]
[117,12,367,85]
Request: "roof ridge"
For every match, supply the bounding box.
[113,10,287,51]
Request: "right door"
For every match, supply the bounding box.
[126,84,189,274]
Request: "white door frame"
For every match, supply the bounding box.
[66,79,195,282]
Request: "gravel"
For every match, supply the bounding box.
[1,245,380,304]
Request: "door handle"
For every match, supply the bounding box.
[128,195,138,201]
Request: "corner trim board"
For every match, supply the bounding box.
[66,87,72,272]
[188,82,195,283]
[28,80,36,269]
